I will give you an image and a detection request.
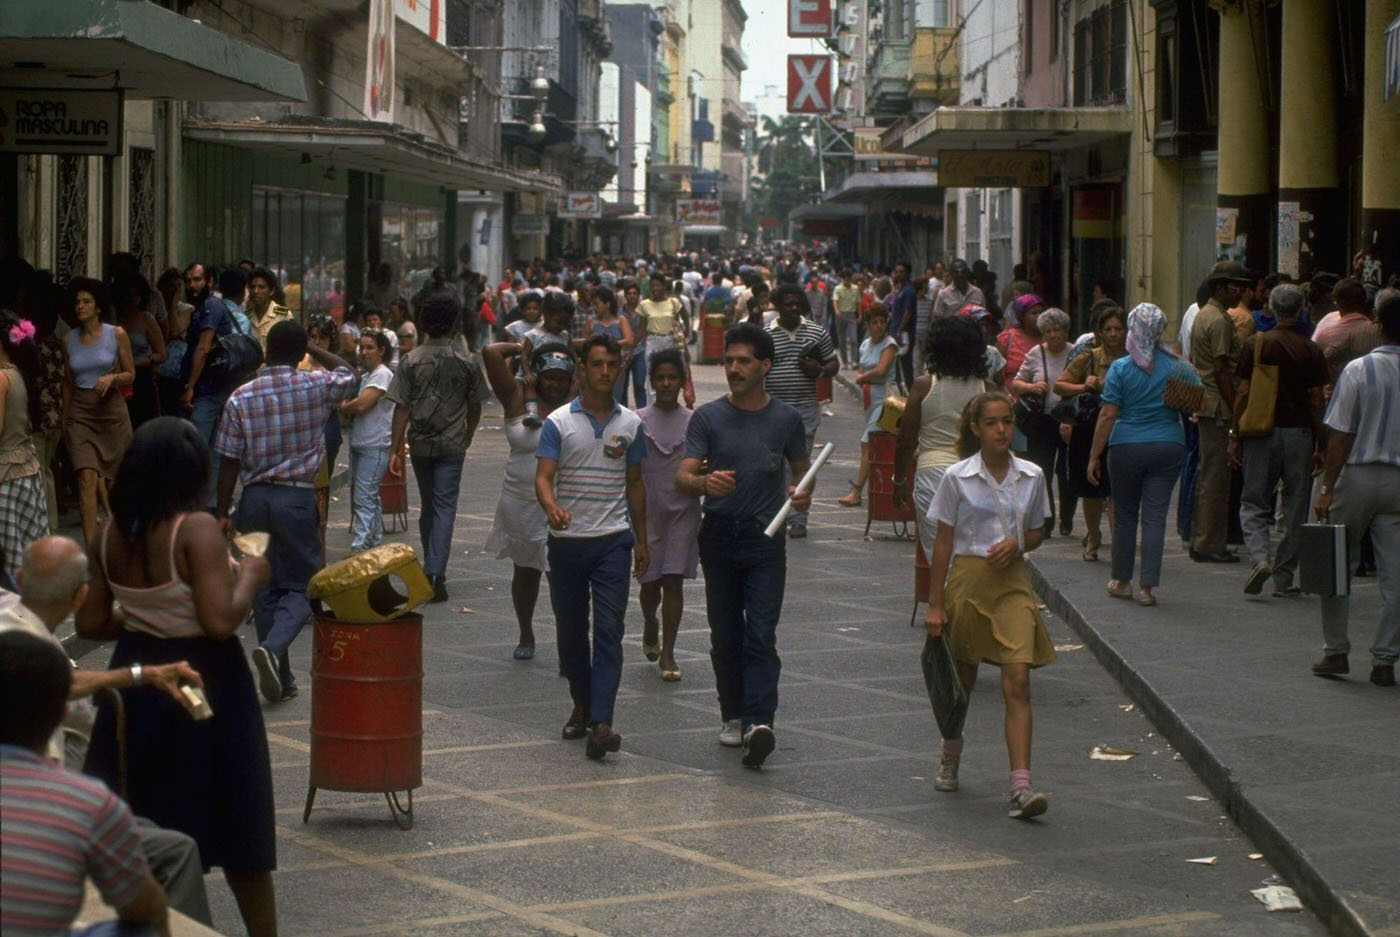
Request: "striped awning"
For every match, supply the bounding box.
[1386,12,1400,102]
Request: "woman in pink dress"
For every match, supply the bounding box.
[636,348,701,681]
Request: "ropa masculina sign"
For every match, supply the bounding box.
[0,89,122,155]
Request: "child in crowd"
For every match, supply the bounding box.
[518,290,576,427]
[924,391,1057,819]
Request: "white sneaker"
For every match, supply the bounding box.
[934,752,960,792]
[1008,788,1049,820]
[718,719,743,747]
[251,646,282,704]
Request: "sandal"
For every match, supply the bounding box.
[1106,580,1132,599]
[836,481,862,507]
[513,645,535,661]
[660,663,682,682]
[641,641,661,662]
[1082,540,1100,562]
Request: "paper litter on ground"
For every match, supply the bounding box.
[1089,745,1137,761]
[1187,856,1218,866]
[1252,885,1303,911]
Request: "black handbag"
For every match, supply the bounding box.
[920,635,969,740]
[1051,391,1101,427]
[1013,345,1048,434]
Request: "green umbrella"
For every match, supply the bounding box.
[920,635,968,740]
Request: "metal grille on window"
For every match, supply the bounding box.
[129,147,157,282]
[56,155,89,284]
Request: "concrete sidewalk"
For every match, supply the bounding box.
[1028,531,1399,937]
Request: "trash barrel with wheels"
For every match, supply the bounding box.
[701,313,727,363]
[303,544,433,829]
[864,431,914,539]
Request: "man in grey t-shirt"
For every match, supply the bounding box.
[677,323,811,769]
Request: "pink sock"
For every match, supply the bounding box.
[942,736,964,756]
[1010,769,1032,794]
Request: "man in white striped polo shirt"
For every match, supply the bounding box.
[1312,288,1400,688]
[765,283,839,538]
[536,333,650,759]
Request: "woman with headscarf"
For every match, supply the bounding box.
[996,294,1045,389]
[1086,304,1202,606]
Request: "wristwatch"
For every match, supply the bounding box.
[129,663,144,686]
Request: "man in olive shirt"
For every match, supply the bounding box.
[1189,260,1250,563]
[832,269,862,367]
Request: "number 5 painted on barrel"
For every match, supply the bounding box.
[329,640,348,662]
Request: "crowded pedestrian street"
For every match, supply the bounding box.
[6,1,1400,936]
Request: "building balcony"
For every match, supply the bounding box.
[910,27,959,105]
[692,119,715,143]
[865,40,911,119]
[722,41,748,73]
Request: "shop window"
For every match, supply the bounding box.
[379,203,442,302]
[988,189,1014,287]
[250,186,347,318]
[1149,0,1218,155]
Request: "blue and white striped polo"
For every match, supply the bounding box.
[537,398,646,538]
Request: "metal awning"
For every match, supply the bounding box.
[901,107,1132,155]
[823,170,940,202]
[682,224,727,236]
[183,118,561,193]
[0,0,305,102]
[788,202,865,221]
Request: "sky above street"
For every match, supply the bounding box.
[740,0,831,107]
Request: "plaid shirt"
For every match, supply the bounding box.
[214,365,356,485]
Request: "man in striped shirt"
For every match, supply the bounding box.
[1312,288,1400,688]
[765,284,839,538]
[536,333,649,759]
[1,631,171,937]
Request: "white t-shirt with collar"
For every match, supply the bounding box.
[929,452,1050,556]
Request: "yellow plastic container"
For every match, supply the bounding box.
[877,395,907,435]
[307,544,433,623]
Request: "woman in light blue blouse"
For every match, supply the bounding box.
[1087,304,1202,606]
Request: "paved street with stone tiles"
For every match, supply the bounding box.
[184,364,1330,937]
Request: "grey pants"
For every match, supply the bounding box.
[1239,427,1313,588]
[1319,463,1400,665]
[783,398,821,528]
[137,818,213,925]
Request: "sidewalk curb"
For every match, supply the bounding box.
[1026,559,1372,937]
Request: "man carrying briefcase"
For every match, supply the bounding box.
[1311,288,1400,688]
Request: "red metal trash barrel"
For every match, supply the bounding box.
[702,325,725,363]
[864,431,915,538]
[303,611,422,829]
[911,537,931,628]
[815,374,833,402]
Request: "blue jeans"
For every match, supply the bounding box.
[1176,416,1199,542]
[235,483,320,691]
[547,531,633,726]
[348,446,390,552]
[410,454,464,578]
[627,349,647,407]
[1108,442,1186,588]
[71,922,158,936]
[189,393,226,504]
[699,515,786,730]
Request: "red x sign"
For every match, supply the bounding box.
[787,55,833,113]
[788,0,832,37]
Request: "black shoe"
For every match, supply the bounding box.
[585,722,622,760]
[1190,549,1240,564]
[1370,664,1396,687]
[280,684,300,701]
[1242,562,1271,595]
[787,523,807,539]
[741,724,775,769]
[430,575,449,603]
[1311,654,1350,678]
[562,706,590,740]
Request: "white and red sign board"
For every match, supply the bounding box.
[559,192,603,219]
[787,55,833,113]
[788,0,833,37]
[397,0,445,43]
[676,198,722,225]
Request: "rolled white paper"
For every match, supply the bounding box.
[764,442,836,538]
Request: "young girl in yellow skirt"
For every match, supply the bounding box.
[925,391,1057,819]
